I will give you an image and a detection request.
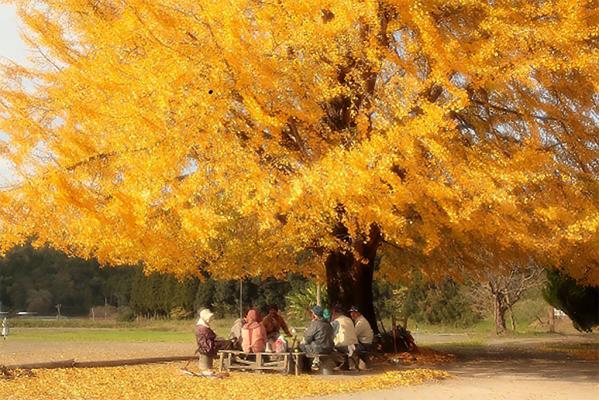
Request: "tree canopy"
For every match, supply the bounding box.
[0,0,597,286]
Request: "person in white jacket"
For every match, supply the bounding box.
[330,306,358,370]
[349,306,373,351]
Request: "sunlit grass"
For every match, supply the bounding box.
[9,328,193,343]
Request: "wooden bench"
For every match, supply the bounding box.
[217,350,305,376]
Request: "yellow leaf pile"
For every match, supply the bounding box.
[0,365,449,400]
[387,348,456,365]
[542,344,599,361]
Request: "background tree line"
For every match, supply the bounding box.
[1,245,596,332]
[0,245,481,324]
[0,245,302,320]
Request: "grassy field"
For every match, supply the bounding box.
[6,293,579,344]
[9,318,198,330]
[406,319,494,334]
[7,318,575,345]
[8,318,236,342]
[8,328,193,343]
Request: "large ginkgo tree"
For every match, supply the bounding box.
[1,0,597,328]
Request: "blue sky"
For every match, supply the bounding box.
[0,4,27,186]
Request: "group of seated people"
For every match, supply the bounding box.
[229,304,293,353]
[195,304,293,358]
[194,303,374,371]
[300,305,374,370]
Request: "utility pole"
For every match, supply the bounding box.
[239,280,243,320]
[316,282,322,307]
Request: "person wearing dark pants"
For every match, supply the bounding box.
[349,306,374,370]
[300,306,334,371]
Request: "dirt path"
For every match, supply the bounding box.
[304,335,599,400]
[304,377,598,400]
[1,341,196,364]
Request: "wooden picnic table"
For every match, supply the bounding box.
[217,350,305,376]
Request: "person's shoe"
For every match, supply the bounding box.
[311,362,320,372]
[358,359,368,370]
[334,362,349,371]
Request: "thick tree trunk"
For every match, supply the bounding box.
[494,293,508,335]
[508,304,517,332]
[325,225,381,334]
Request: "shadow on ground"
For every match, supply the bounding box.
[441,342,599,382]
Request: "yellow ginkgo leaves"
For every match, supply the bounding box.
[0,365,449,400]
[0,0,597,287]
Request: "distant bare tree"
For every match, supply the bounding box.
[469,265,545,334]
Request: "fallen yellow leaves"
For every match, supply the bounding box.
[544,346,599,361]
[0,367,35,380]
[387,348,456,365]
[0,364,449,400]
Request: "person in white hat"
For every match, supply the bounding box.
[195,309,233,360]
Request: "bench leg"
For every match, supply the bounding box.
[256,353,263,372]
[283,354,289,374]
[294,354,303,376]
[218,352,225,372]
[358,357,368,370]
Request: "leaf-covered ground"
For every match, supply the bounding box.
[0,364,448,400]
[544,343,599,361]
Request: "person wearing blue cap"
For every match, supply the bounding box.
[300,305,334,356]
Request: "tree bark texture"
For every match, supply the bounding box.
[325,225,381,334]
[508,304,517,332]
[494,292,508,335]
